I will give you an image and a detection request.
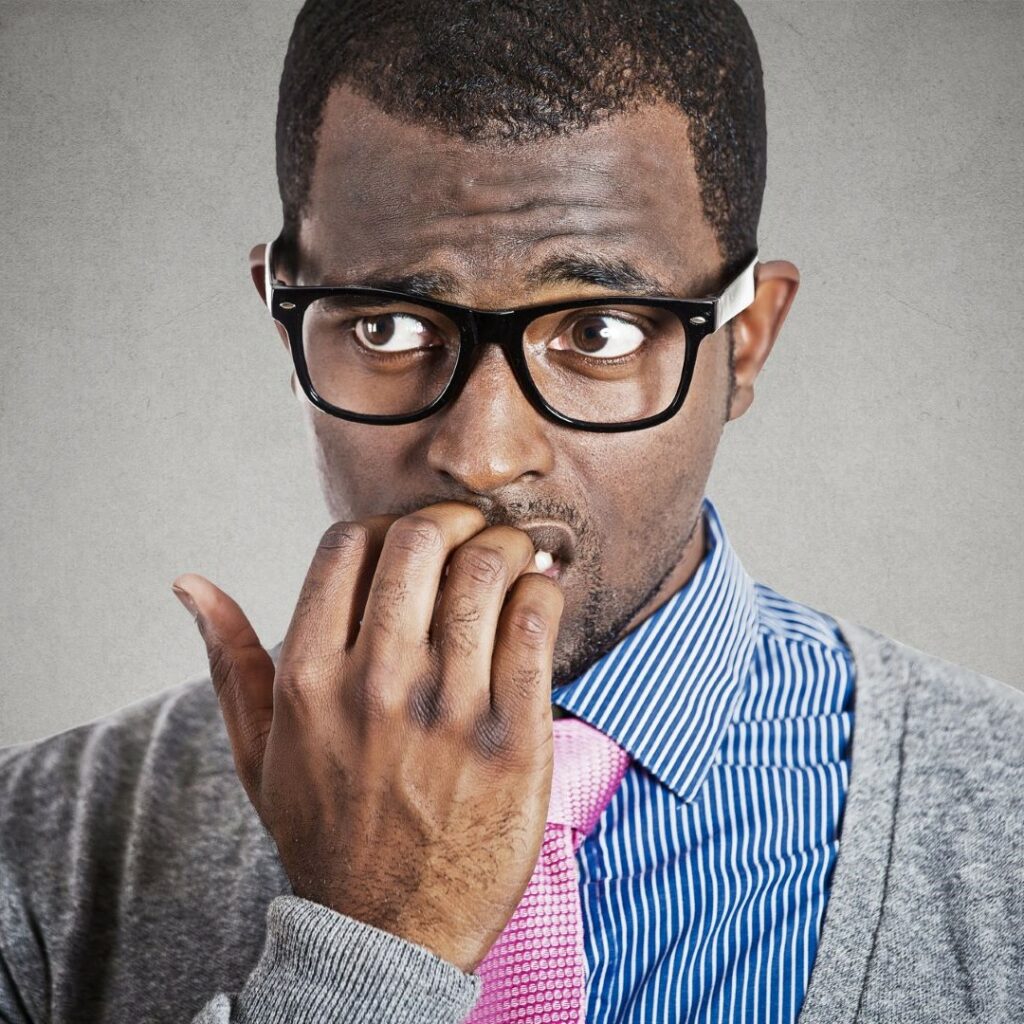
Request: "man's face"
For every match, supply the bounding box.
[272,86,744,688]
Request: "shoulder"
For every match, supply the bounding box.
[0,670,244,973]
[834,615,1024,903]
[824,620,1024,1012]
[754,583,1024,759]
[0,671,228,805]
[0,672,278,1012]
[837,617,1024,769]
[0,671,232,893]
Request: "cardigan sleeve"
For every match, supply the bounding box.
[191,896,482,1024]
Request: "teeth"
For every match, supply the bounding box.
[534,550,555,572]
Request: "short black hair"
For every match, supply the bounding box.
[276,0,766,278]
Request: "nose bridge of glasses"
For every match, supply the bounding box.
[450,309,532,396]
[462,308,531,350]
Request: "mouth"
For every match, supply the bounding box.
[519,521,576,582]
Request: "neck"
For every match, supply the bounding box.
[551,503,709,720]
[620,504,709,637]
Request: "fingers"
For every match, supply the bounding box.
[489,572,565,735]
[358,502,488,650]
[171,572,274,796]
[280,514,394,670]
[431,525,538,697]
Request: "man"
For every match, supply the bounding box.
[1,1,1021,1022]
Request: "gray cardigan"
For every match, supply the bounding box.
[0,618,1021,1023]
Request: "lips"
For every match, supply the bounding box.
[520,522,576,581]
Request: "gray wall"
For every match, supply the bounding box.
[1,1,1021,746]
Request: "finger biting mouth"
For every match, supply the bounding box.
[532,550,566,580]
[520,523,575,581]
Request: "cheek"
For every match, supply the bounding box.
[306,412,423,519]
[574,339,726,531]
[686,330,731,424]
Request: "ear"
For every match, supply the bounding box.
[249,242,291,356]
[726,259,800,422]
[249,242,270,304]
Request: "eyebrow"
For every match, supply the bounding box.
[359,269,463,300]
[358,252,670,302]
[525,252,670,295]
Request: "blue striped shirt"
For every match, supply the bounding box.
[551,495,856,1024]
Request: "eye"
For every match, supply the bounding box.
[549,313,647,359]
[353,313,441,352]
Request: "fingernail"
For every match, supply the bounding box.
[171,584,198,620]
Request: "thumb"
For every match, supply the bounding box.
[171,572,274,797]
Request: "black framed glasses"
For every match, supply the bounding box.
[263,239,758,433]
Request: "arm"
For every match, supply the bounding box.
[0,741,478,1023]
[0,884,478,1024]
[1,501,555,1021]
[190,896,481,1024]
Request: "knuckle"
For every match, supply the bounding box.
[272,654,333,713]
[506,606,552,648]
[451,545,508,587]
[444,592,482,628]
[345,670,404,724]
[388,516,445,558]
[318,520,370,554]
[471,707,516,760]
[218,619,255,652]
[406,673,451,729]
[273,670,310,708]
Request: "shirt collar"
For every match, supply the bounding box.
[551,495,761,803]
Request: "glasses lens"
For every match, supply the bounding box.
[523,305,690,424]
[302,296,461,416]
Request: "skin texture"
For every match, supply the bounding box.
[172,83,798,970]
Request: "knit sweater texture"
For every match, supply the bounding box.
[0,617,1021,1023]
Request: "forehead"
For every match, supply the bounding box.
[297,85,723,301]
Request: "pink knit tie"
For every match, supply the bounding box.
[465,716,632,1024]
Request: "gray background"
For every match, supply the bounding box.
[1,1,1021,746]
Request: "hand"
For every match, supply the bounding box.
[171,501,564,972]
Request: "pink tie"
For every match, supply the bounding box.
[464,716,633,1024]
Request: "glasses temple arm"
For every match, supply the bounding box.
[264,238,280,309]
[714,252,758,331]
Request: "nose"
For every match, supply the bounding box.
[425,343,555,494]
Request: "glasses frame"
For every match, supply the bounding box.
[263,239,758,433]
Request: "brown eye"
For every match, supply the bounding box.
[552,314,647,358]
[354,313,437,351]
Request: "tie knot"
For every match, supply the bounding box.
[548,716,632,842]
